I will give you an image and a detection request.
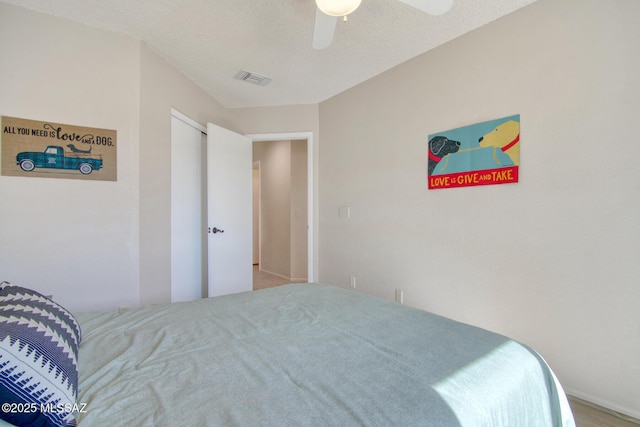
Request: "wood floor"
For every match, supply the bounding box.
[252,265,300,291]
[569,398,639,427]
[252,270,638,427]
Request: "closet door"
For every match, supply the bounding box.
[170,113,207,302]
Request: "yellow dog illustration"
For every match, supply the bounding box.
[478,120,520,165]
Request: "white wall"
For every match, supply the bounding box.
[0,3,232,310]
[318,0,639,418]
[0,3,141,312]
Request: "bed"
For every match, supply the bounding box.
[1,282,575,426]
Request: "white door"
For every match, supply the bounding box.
[171,114,207,302]
[207,123,253,297]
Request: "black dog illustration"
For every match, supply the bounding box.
[428,136,460,175]
[67,144,92,154]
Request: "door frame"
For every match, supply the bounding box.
[252,160,261,267]
[169,113,317,286]
[246,132,315,283]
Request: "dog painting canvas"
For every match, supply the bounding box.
[1,116,117,181]
[428,115,520,189]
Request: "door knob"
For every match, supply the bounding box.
[209,227,224,234]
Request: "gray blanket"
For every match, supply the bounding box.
[75,283,574,426]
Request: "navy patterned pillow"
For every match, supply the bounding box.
[0,282,81,427]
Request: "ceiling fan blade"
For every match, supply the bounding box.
[397,0,454,15]
[312,8,338,50]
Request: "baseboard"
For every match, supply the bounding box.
[567,390,640,423]
[257,268,307,283]
[258,268,296,280]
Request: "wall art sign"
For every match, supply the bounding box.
[428,114,519,190]
[1,116,117,181]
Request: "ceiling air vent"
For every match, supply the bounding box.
[233,70,272,87]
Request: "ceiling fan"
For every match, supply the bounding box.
[312,0,454,49]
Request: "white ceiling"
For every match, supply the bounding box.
[2,0,540,108]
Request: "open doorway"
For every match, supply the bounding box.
[252,139,308,290]
[249,132,314,290]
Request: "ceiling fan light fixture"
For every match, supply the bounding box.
[315,0,362,17]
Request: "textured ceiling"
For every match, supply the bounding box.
[2,0,540,108]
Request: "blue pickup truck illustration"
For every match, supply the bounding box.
[16,145,103,175]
